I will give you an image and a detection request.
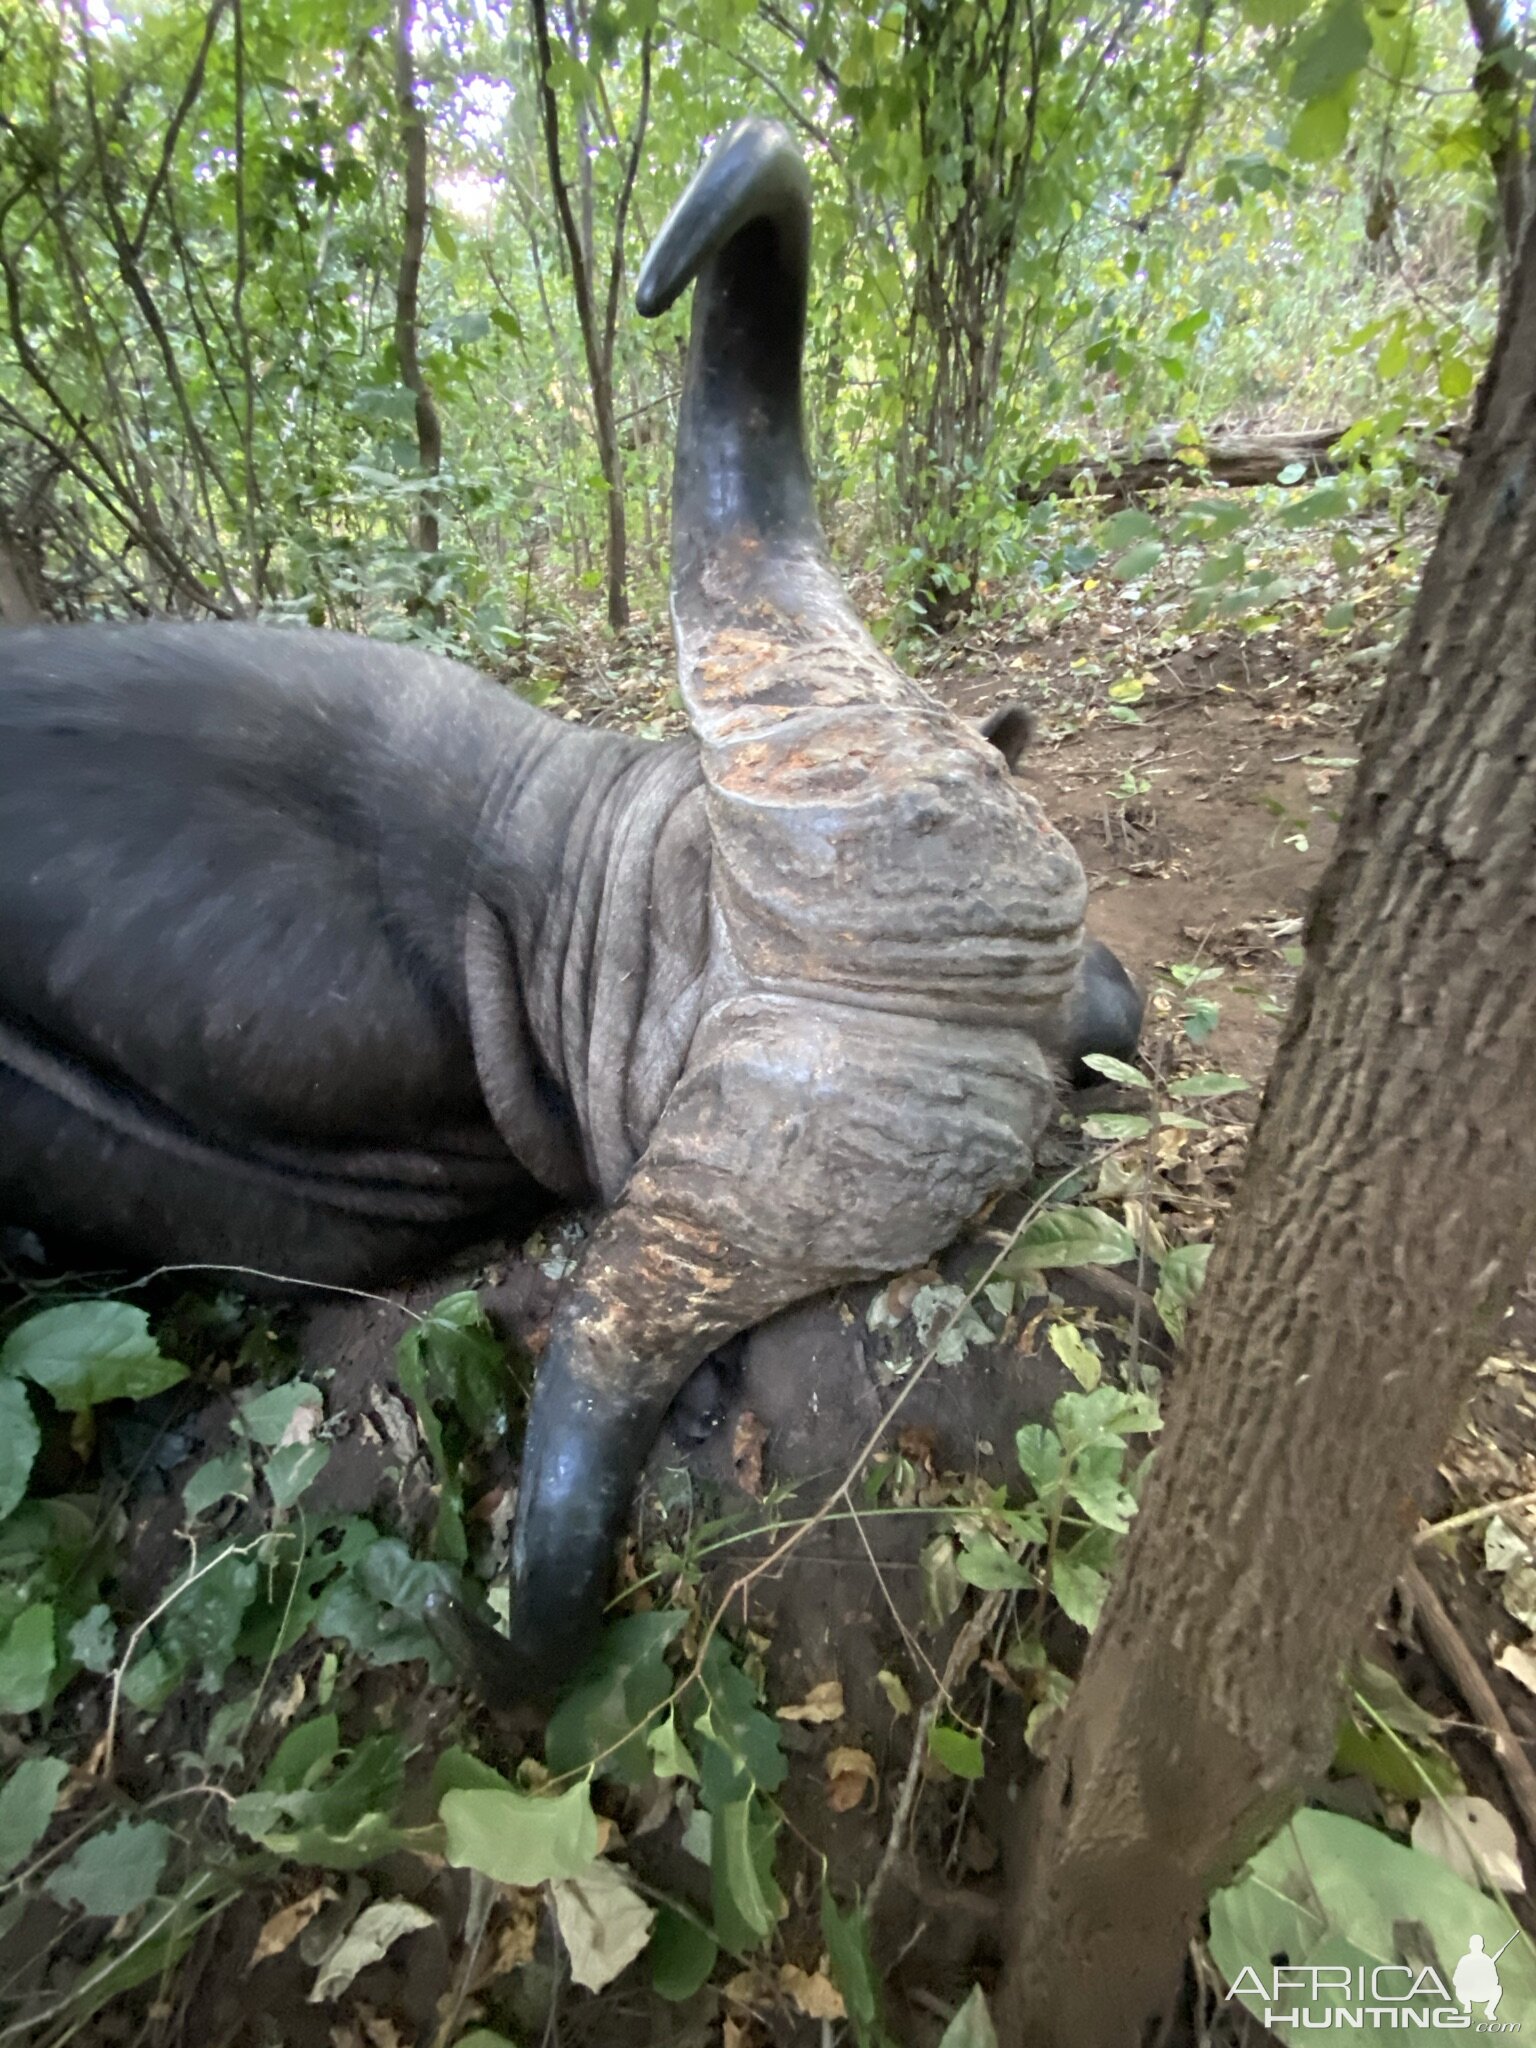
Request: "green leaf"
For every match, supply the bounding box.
[1332,1715,1462,1800]
[1239,0,1306,22]
[1016,1424,1067,1498]
[232,1729,408,1871]
[955,1532,1036,1591]
[1079,1053,1145,1088]
[263,1713,341,1794]
[430,1745,512,1801]
[1053,1385,1162,1447]
[1438,355,1474,402]
[68,1603,117,1674]
[1167,309,1211,347]
[440,1781,600,1886]
[1378,324,1410,379]
[1182,996,1221,1044]
[545,1611,684,1786]
[1068,1444,1138,1534]
[182,1448,253,1518]
[0,1379,39,1521]
[0,1755,67,1877]
[1276,460,1308,486]
[1288,90,1352,163]
[1210,1809,1536,2039]
[157,1545,259,1685]
[1167,1072,1250,1100]
[689,1637,787,1806]
[400,1291,506,1439]
[650,1905,717,2000]
[1112,540,1163,582]
[1100,509,1156,547]
[1005,1206,1137,1274]
[821,1881,890,2046]
[938,1985,999,2048]
[928,1724,985,1780]
[1049,1323,1103,1391]
[876,1669,913,1717]
[1082,1112,1151,1142]
[1,1304,186,1413]
[1289,0,1370,101]
[1279,483,1350,528]
[121,1646,176,1714]
[1050,1546,1111,1630]
[315,1538,463,1679]
[647,1710,699,1783]
[264,1441,331,1509]
[0,1602,55,1712]
[237,1381,323,1448]
[45,1818,172,1917]
[711,1792,781,1948]
[1155,1243,1212,1343]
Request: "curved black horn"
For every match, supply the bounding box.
[637,118,818,592]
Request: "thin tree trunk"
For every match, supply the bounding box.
[999,214,1536,2045]
[393,0,443,559]
[0,530,44,624]
[1464,0,1529,274]
[528,0,630,631]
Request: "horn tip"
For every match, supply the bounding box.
[634,115,810,320]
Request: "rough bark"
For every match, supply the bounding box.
[999,214,1536,2044]
[0,528,44,624]
[1025,423,1466,503]
[1464,0,1529,275]
[393,0,443,559]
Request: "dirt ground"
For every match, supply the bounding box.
[12,582,1536,2048]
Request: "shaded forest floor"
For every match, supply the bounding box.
[11,538,1536,2048]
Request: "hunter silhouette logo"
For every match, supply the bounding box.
[1455,1935,1517,2023]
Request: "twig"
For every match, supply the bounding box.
[690,1165,1088,1682]
[847,1493,942,1697]
[430,1871,497,2048]
[1400,1560,1536,1850]
[946,1636,1003,1875]
[116,1262,432,1324]
[867,1586,1008,1917]
[1415,1487,1536,1545]
[545,1165,1088,1794]
[100,1534,278,1778]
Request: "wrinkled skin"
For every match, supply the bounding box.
[0,119,1141,1701]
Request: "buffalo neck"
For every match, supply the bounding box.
[473,721,714,1202]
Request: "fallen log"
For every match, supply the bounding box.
[1025,423,1466,504]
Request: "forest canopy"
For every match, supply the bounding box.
[0,0,1523,649]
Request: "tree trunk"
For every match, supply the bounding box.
[999,215,1536,2045]
[1024,424,1466,503]
[0,528,44,624]
[393,0,443,559]
[1464,0,1529,275]
[528,0,630,632]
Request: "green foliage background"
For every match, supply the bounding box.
[0,0,1518,650]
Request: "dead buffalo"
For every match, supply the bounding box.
[0,118,1139,1697]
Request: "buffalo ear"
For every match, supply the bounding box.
[979,702,1035,772]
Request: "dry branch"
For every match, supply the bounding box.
[1025,423,1467,503]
